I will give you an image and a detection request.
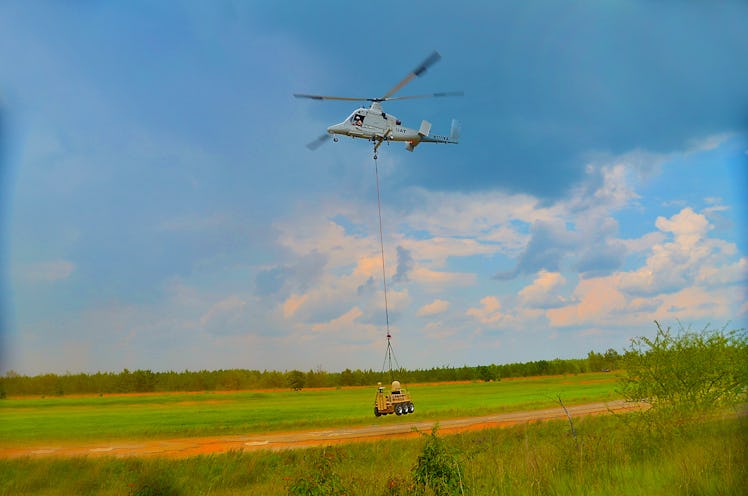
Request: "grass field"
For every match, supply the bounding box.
[1,372,745,495]
[0,373,620,445]
[0,414,744,495]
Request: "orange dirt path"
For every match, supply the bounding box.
[0,400,642,459]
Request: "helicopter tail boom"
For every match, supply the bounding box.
[405,120,431,152]
[408,119,460,151]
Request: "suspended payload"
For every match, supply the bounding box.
[374,332,415,416]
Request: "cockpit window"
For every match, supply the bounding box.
[350,113,364,126]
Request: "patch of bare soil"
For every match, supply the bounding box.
[0,400,643,459]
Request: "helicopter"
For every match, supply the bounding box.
[294,51,462,158]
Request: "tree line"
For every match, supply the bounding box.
[0,349,623,397]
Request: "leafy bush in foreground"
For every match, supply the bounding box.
[412,425,465,496]
[619,321,747,430]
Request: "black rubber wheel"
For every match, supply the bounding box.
[374,407,381,417]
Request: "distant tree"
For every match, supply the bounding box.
[603,348,620,371]
[587,351,605,372]
[287,370,306,391]
[305,366,329,388]
[477,365,494,382]
[339,368,354,387]
[132,369,156,392]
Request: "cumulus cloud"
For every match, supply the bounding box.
[392,246,413,283]
[566,163,640,213]
[696,257,747,286]
[466,296,507,325]
[410,267,475,291]
[545,205,745,330]
[546,276,628,328]
[282,293,308,319]
[656,207,710,247]
[618,207,727,296]
[518,271,570,309]
[402,236,499,268]
[417,299,450,317]
[310,307,363,334]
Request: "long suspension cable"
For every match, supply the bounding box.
[374,155,391,336]
[375,154,400,381]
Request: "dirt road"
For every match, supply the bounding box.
[1,400,642,459]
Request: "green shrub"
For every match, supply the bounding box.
[412,425,464,495]
[288,448,348,495]
[619,321,747,434]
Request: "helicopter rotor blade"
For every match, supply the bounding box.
[294,93,367,102]
[306,133,332,150]
[381,50,442,100]
[384,91,464,101]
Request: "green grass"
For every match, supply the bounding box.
[0,373,620,445]
[0,414,744,495]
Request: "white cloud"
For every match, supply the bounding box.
[546,276,630,328]
[282,293,308,319]
[619,207,732,296]
[310,306,363,333]
[466,296,505,325]
[410,267,475,291]
[417,299,450,317]
[619,232,666,253]
[696,257,747,286]
[685,133,734,153]
[518,271,570,308]
[655,207,710,247]
[545,204,745,330]
[593,164,640,208]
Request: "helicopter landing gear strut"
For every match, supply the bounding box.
[373,129,392,160]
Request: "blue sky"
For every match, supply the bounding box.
[1,1,746,375]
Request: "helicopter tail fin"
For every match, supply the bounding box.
[449,119,461,143]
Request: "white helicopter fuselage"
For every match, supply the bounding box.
[296,51,461,152]
[326,102,458,151]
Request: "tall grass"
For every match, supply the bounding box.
[1,413,744,495]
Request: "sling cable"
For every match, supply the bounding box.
[372,153,415,417]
